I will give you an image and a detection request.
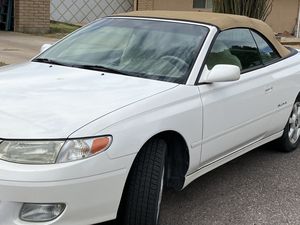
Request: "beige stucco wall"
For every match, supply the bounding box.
[152,0,211,11]
[266,0,299,33]
[137,0,208,11]
[136,0,300,33]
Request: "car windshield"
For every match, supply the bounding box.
[34,18,208,83]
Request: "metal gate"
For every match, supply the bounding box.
[0,0,13,31]
[51,0,134,25]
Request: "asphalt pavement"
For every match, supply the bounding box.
[100,143,300,225]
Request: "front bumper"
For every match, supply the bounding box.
[0,152,135,225]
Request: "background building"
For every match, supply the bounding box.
[0,0,298,34]
[50,0,134,25]
[134,0,300,34]
[0,0,134,33]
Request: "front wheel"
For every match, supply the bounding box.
[120,139,167,225]
[279,99,300,152]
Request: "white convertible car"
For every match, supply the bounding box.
[0,11,299,225]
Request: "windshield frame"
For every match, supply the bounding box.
[33,17,212,85]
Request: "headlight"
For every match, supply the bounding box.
[0,140,64,164]
[0,136,112,164]
[57,136,112,163]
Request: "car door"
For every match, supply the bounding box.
[198,28,280,165]
[249,30,294,135]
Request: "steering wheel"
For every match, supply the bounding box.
[161,55,189,72]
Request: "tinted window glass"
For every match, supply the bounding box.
[251,31,281,64]
[193,0,206,8]
[193,0,213,8]
[207,29,262,71]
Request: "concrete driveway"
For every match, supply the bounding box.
[101,143,300,225]
[0,31,58,64]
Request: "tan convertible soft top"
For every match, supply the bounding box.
[115,10,291,58]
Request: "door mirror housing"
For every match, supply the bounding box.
[40,44,52,53]
[202,64,240,83]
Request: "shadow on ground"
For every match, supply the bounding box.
[98,143,300,225]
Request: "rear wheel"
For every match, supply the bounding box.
[279,98,300,152]
[121,138,167,225]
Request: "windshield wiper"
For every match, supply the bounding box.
[74,64,133,76]
[33,59,144,78]
[33,58,71,67]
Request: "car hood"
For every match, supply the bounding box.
[0,62,178,139]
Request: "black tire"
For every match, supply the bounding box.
[278,98,300,152]
[120,138,167,225]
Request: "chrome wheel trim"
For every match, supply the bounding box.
[156,167,165,224]
[288,102,300,144]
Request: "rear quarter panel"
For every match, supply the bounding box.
[266,51,300,135]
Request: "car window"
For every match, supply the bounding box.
[251,30,281,64]
[36,18,208,84]
[206,29,262,71]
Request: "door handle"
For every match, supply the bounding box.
[265,87,273,94]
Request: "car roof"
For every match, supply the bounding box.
[115,10,291,58]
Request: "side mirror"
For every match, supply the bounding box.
[203,64,240,83]
[40,44,52,53]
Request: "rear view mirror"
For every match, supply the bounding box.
[40,44,52,53]
[202,64,240,83]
